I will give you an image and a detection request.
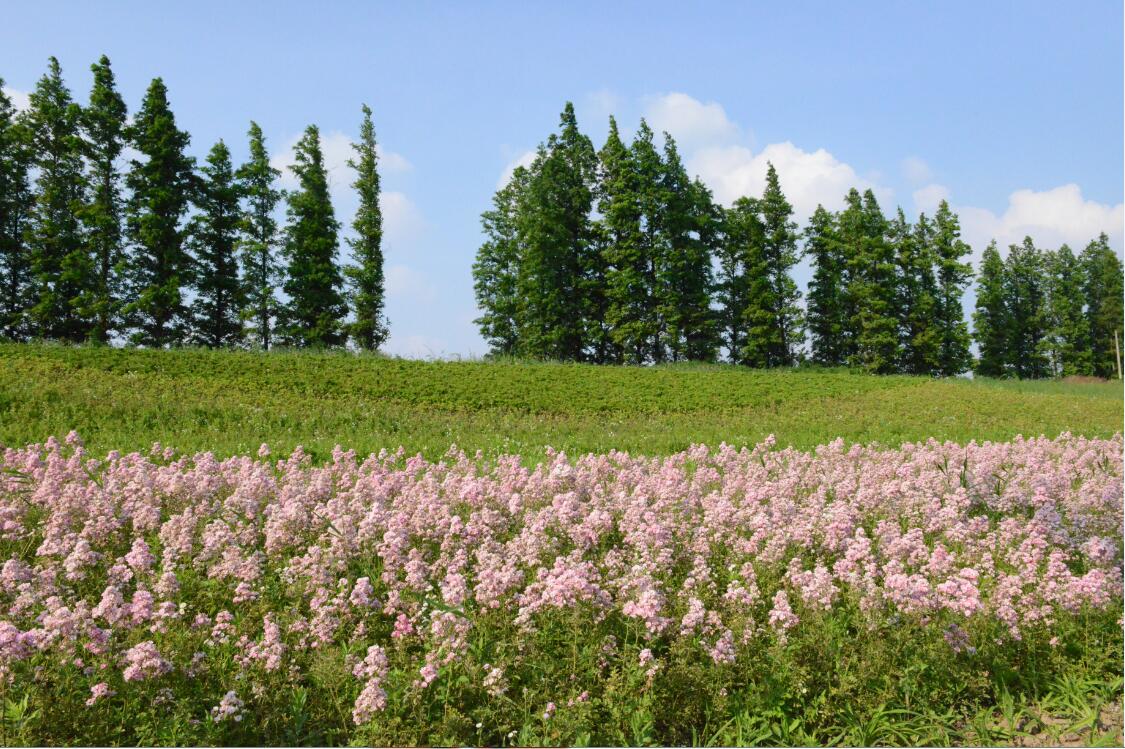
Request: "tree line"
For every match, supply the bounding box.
[473,103,1124,378]
[0,56,389,350]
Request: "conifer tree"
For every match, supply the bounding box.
[79,55,128,344]
[190,140,244,347]
[717,197,763,365]
[1004,237,1050,379]
[236,122,282,350]
[654,135,717,362]
[25,57,91,342]
[345,104,389,352]
[803,205,847,366]
[515,103,597,361]
[279,124,347,348]
[630,119,666,362]
[600,117,653,363]
[1080,233,1125,378]
[0,80,34,340]
[931,200,973,375]
[750,163,802,366]
[123,78,196,347]
[972,241,1008,377]
[473,164,528,357]
[892,210,939,375]
[1042,244,1091,376]
[840,189,898,372]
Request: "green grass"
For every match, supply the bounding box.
[0,343,1120,461]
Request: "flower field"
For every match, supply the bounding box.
[1,431,1122,745]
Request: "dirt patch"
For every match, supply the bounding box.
[1061,375,1111,384]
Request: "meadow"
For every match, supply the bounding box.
[0,345,1122,746]
[1,344,1122,462]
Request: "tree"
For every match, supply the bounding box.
[751,162,802,366]
[515,103,597,361]
[473,164,528,357]
[1004,237,1050,379]
[236,122,282,350]
[79,55,128,344]
[345,104,389,352]
[0,80,34,340]
[803,205,847,366]
[972,241,1008,377]
[190,140,244,347]
[717,197,762,365]
[654,135,717,362]
[1042,244,1091,377]
[600,117,653,364]
[25,57,91,342]
[931,200,973,375]
[279,125,347,348]
[1080,233,1124,378]
[123,78,196,347]
[841,189,898,372]
[892,210,939,375]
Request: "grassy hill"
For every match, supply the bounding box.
[1,343,1121,461]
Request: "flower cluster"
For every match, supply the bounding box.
[0,431,1120,725]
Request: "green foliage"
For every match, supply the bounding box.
[345,104,389,351]
[278,125,347,348]
[1005,237,1051,379]
[842,190,900,373]
[973,241,1009,378]
[123,77,196,347]
[0,79,34,341]
[236,121,282,350]
[1044,244,1092,376]
[892,209,940,375]
[931,200,974,375]
[803,205,847,366]
[0,344,1120,465]
[473,166,527,357]
[78,55,128,345]
[190,140,245,348]
[1080,233,1125,378]
[25,56,92,343]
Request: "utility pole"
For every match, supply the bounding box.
[1115,329,1122,380]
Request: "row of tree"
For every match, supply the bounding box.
[473,104,1123,378]
[973,235,1123,379]
[0,56,389,350]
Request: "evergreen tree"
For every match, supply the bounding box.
[803,205,847,366]
[0,80,34,340]
[931,200,973,375]
[1004,237,1050,379]
[892,210,940,375]
[236,122,282,350]
[123,78,196,347]
[654,135,717,362]
[841,189,898,372]
[473,164,528,357]
[345,104,389,351]
[748,162,802,366]
[515,103,597,361]
[79,55,128,344]
[972,241,1009,377]
[600,117,653,363]
[1080,233,1125,378]
[630,119,666,362]
[1042,244,1091,376]
[25,57,91,341]
[279,125,347,348]
[717,197,763,365]
[190,140,244,347]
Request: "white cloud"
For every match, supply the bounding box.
[955,183,1123,258]
[2,86,29,112]
[901,156,933,185]
[912,183,951,215]
[380,191,424,249]
[385,263,436,304]
[496,150,536,189]
[641,92,740,148]
[271,130,411,190]
[690,140,891,220]
[383,333,449,360]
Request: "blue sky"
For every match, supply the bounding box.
[3,1,1122,357]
